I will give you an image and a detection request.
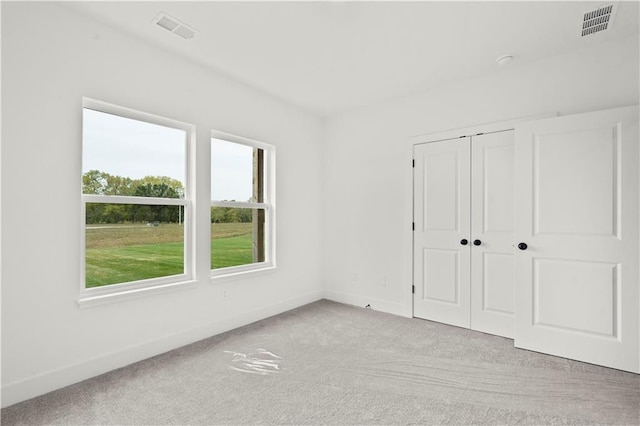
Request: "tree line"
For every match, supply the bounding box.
[84,170,253,225]
[84,170,184,224]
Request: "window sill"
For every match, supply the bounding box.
[78,280,197,309]
[210,265,276,283]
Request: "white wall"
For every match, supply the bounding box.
[322,35,640,317]
[1,3,324,406]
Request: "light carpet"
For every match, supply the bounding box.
[2,300,639,425]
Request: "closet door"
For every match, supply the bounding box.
[413,138,471,328]
[470,131,515,338]
[514,106,639,373]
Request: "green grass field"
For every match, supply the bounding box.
[85,223,254,288]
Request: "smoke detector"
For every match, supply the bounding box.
[581,3,618,37]
[152,12,198,40]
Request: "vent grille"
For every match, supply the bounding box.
[173,25,196,40]
[581,3,617,36]
[152,12,197,40]
[156,16,179,32]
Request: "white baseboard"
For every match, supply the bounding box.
[323,290,412,318]
[1,290,324,408]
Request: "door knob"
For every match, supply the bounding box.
[518,242,528,250]
[460,239,468,246]
[473,239,481,246]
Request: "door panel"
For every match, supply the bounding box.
[422,249,459,304]
[413,138,471,328]
[481,141,515,233]
[470,131,515,338]
[533,258,618,337]
[423,152,460,231]
[534,127,618,237]
[482,253,515,315]
[514,106,639,373]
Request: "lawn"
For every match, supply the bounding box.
[85,223,254,288]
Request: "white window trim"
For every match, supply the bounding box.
[79,98,196,307]
[210,130,276,279]
[82,195,187,206]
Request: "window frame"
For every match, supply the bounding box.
[79,98,196,307]
[210,130,276,278]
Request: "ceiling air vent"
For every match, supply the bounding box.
[152,12,198,40]
[581,3,617,37]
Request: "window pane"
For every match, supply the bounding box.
[211,139,264,202]
[83,108,186,197]
[211,207,265,269]
[85,203,184,287]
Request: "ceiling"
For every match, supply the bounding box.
[65,1,639,117]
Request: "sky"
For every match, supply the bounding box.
[210,139,254,202]
[83,109,253,201]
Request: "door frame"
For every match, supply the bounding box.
[404,113,556,318]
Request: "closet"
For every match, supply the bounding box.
[413,130,515,339]
[412,105,639,373]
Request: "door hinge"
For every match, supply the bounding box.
[412,285,415,294]
[412,159,415,168]
[412,222,415,231]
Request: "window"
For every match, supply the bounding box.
[211,131,275,276]
[80,98,194,302]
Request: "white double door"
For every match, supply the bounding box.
[413,130,515,338]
